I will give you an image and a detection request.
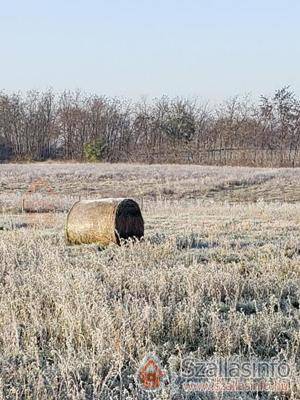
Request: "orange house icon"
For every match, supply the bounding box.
[137,355,166,391]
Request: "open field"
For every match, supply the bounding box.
[1,163,300,211]
[0,163,299,399]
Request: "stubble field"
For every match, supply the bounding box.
[0,163,299,399]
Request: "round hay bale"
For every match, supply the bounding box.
[65,198,144,246]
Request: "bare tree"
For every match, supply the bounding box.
[0,88,299,166]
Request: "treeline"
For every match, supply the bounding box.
[0,87,300,166]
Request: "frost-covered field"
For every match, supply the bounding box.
[0,163,299,399]
[0,162,300,209]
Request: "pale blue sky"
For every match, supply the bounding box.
[1,0,300,100]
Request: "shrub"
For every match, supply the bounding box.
[83,139,106,161]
